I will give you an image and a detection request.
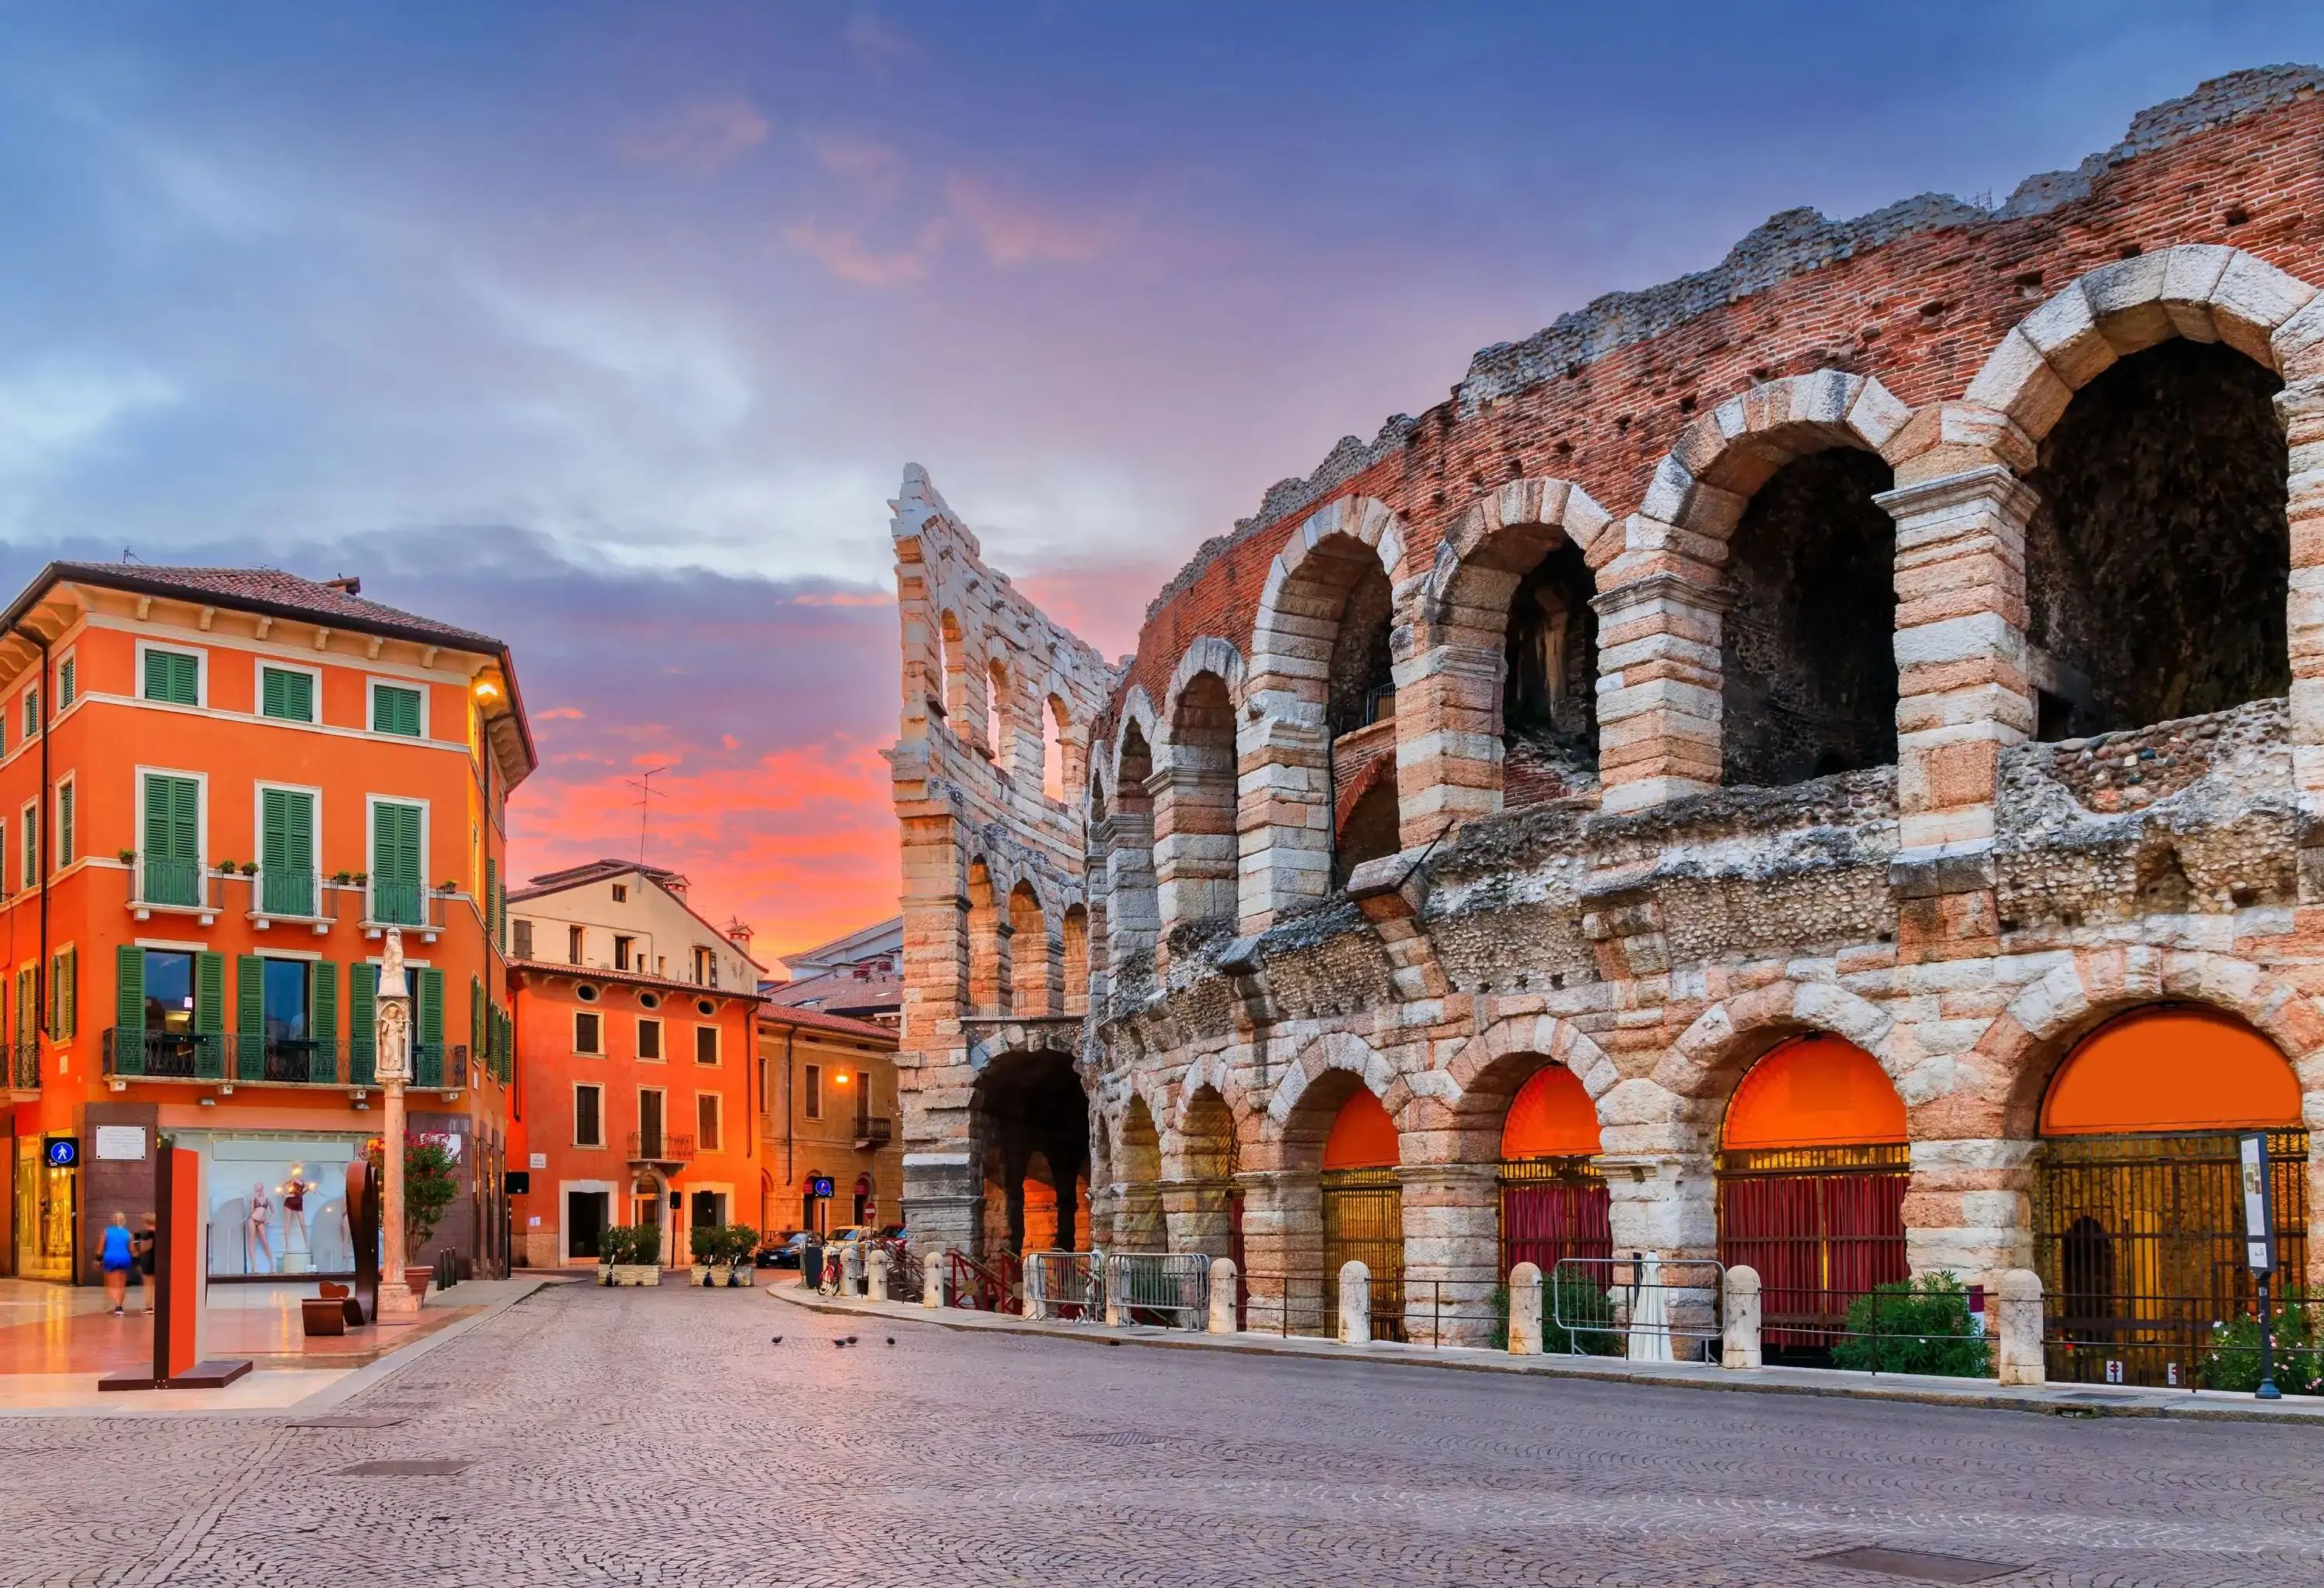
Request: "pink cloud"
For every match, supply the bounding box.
[813,136,906,203]
[943,174,1121,266]
[782,216,944,287]
[614,98,771,177]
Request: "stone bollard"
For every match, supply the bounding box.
[867,1247,889,1302]
[1208,1256,1239,1334]
[1996,1269,2045,1387]
[922,1249,944,1309]
[1722,1264,1762,1370]
[1338,1260,1371,1346]
[839,1244,862,1298]
[1507,1261,1544,1355]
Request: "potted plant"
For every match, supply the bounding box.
[331,869,352,885]
[213,858,237,875]
[365,1131,462,1302]
[614,1223,662,1286]
[725,1224,760,1287]
[239,861,259,877]
[117,847,136,864]
[690,1223,720,1287]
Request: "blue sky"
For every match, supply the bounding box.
[3,2,2321,951]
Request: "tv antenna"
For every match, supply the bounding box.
[625,766,670,864]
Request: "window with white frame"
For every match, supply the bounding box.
[55,655,75,713]
[53,778,74,869]
[574,1009,602,1054]
[19,800,35,885]
[20,686,39,740]
[259,663,318,724]
[370,680,423,737]
[140,645,201,707]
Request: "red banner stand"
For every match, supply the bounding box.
[101,1146,252,1391]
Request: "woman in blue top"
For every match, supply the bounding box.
[99,1212,135,1315]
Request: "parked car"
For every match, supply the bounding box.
[762,1232,810,1270]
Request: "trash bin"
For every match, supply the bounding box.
[802,1239,823,1289]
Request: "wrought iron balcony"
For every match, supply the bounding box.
[12,1038,38,1091]
[105,1027,228,1081]
[855,1115,892,1148]
[132,858,208,913]
[362,882,446,942]
[627,1130,696,1164]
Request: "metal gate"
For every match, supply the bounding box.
[1717,1143,1908,1358]
[1498,1155,1612,1277]
[1322,1166,1404,1342]
[2035,1128,2310,1387]
[1105,1252,1211,1329]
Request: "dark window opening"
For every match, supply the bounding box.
[1502,538,1600,799]
[2025,339,2288,738]
[1326,559,1396,737]
[1332,774,1401,887]
[145,950,195,1035]
[1721,449,1899,787]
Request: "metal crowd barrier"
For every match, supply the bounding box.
[1023,1251,1103,1321]
[1549,1256,1723,1362]
[1105,1252,1210,1331]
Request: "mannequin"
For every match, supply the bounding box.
[246,1182,275,1274]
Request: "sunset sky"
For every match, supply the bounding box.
[5,2,2322,964]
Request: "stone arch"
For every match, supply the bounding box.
[970,1047,1090,1256]
[1977,947,2324,1143]
[964,856,1008,1016]
[1266,1029,1414,1157]
[1110,686,1157,789]
[1104,711,1160,995]
[1006,879,1054,1015]
[1407,478,1618,840]
[1958,248,2322,744]
[1060,903,1090,1016]
[1154,655,1239,942]
[1656,978,1935,1149]
[1241,494,1415,929]
[1432,1012,1618,1159]
[1115,1091,1167,1249]
[1597,372,1911,809]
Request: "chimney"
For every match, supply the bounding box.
[325,576,362,595]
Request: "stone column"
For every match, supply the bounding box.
[2277,380,2324,898]
[1113,1178,1167,1252]
[1600,1152,1717,1348]
[375,929,418,1320]
[1722,1264,1762,1369]
[900,1153,982,1260]
[1397,1163,1499,1348]
[1236,713,1331,933]
[1593,564,1726,813]
[1236,1168,1321,1335]
[1337,1260,1371,1345]
[1208,1256,1240,1334]
[1903,1138,2036,1287]
[1507,1261,1543,1355]
[1874,464,2037,860]
[1391,635,1502,851]
[1996,1268,2045,1387]
[1161,1177,1233,1260]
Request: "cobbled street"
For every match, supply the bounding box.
[5,1281,2321,1587]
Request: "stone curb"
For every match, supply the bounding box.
[767,1284,2324,1426]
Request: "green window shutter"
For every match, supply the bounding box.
[485,857,497,936]
[373,684,421,737]
[57,656,74,710]
[143,774,199,862]
[143,649,198,706]
[311,961,338,1041]
[373,802,421,889]
[348,961,377,1081]
[57,782,72,867]
[115,945,144,1037]
[61,948,75,1040]
[418,966,445,1044]
[260,666,315,722]
[235,954,263,1034]
[195,952,225,1033]
[469,974,484,1055]
[262,789,288,871]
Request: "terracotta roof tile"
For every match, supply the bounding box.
[50,562,503,650]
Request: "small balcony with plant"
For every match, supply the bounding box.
[125,851,218,926]
[361,876,451,944]
[242,864,342,936]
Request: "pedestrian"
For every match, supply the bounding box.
[98,1213,134,1315]
[133,1214,159,1313]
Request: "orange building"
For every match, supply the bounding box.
[0,562,533,1287]
[504,861,764,1268]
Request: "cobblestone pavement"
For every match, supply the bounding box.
[4,1282,2320,1587]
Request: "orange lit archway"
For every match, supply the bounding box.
[2041,1007,2300,1135]
[1501,1064,1601,1158]
[1322,1088,1399,1168]
[1722,1033,1906,1150]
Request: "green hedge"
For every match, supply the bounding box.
[1832,1273,1990,1377]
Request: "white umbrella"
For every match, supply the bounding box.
[1627,1250,1674,1363]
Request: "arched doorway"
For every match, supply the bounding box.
[1715,1033,1909,1365]
[1497,1064,1610,1280]
[969,1050,1089,1258]
[1322,1089,1404,1342]
[2034,1006,2308,1387]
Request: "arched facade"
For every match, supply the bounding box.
[887,75,2324,1380]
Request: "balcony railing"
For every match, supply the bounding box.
[627,1130,696,1164]
[258,868,318,919]
[136,858,206,911]
[12,1039,38,1091]
[855,1115,892,1147]
[228,1036,342,1085]
[105,1027,229,1081]
[371,881,426,927]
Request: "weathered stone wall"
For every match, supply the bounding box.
[892,71,2324,1336]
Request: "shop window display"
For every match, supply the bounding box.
[201,1138,363,1277]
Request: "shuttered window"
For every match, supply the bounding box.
[48,947,74,1039]
[370,799,423,923]
[349,962,378,1079]
[311,961,338,1047]
[638,1018,662,1060]
[695,1026,718,1066]
[21,686,38,737]
[115,944,144,1039]
[417,966,444,1046]
[143,649,199,706]
[575,1011,602,1054]
[19,803,34,886]
[54,781,73,868]
[194,951,225,1036]
[370,682,422,737]
[575,1084,603,1147]
[513,918,533,960]
[260,666,315,723]
[260,788,317,916]
[697,1093,721,1153]
[56,656,74,711]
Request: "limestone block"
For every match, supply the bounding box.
[2274,295,2324,383]
[1963,328,2071,438]
[1208,1256,1239,1333]
[2080,251,2173,356]
[2158,243,2235,342]
[1508,1261,1544,1355]
[1721,1264,1762,1369]
[1996,1268,2044,1387]
[1337,1260,1371,1346]
[2017,281,2116,389]
[2212,249,2319,366]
